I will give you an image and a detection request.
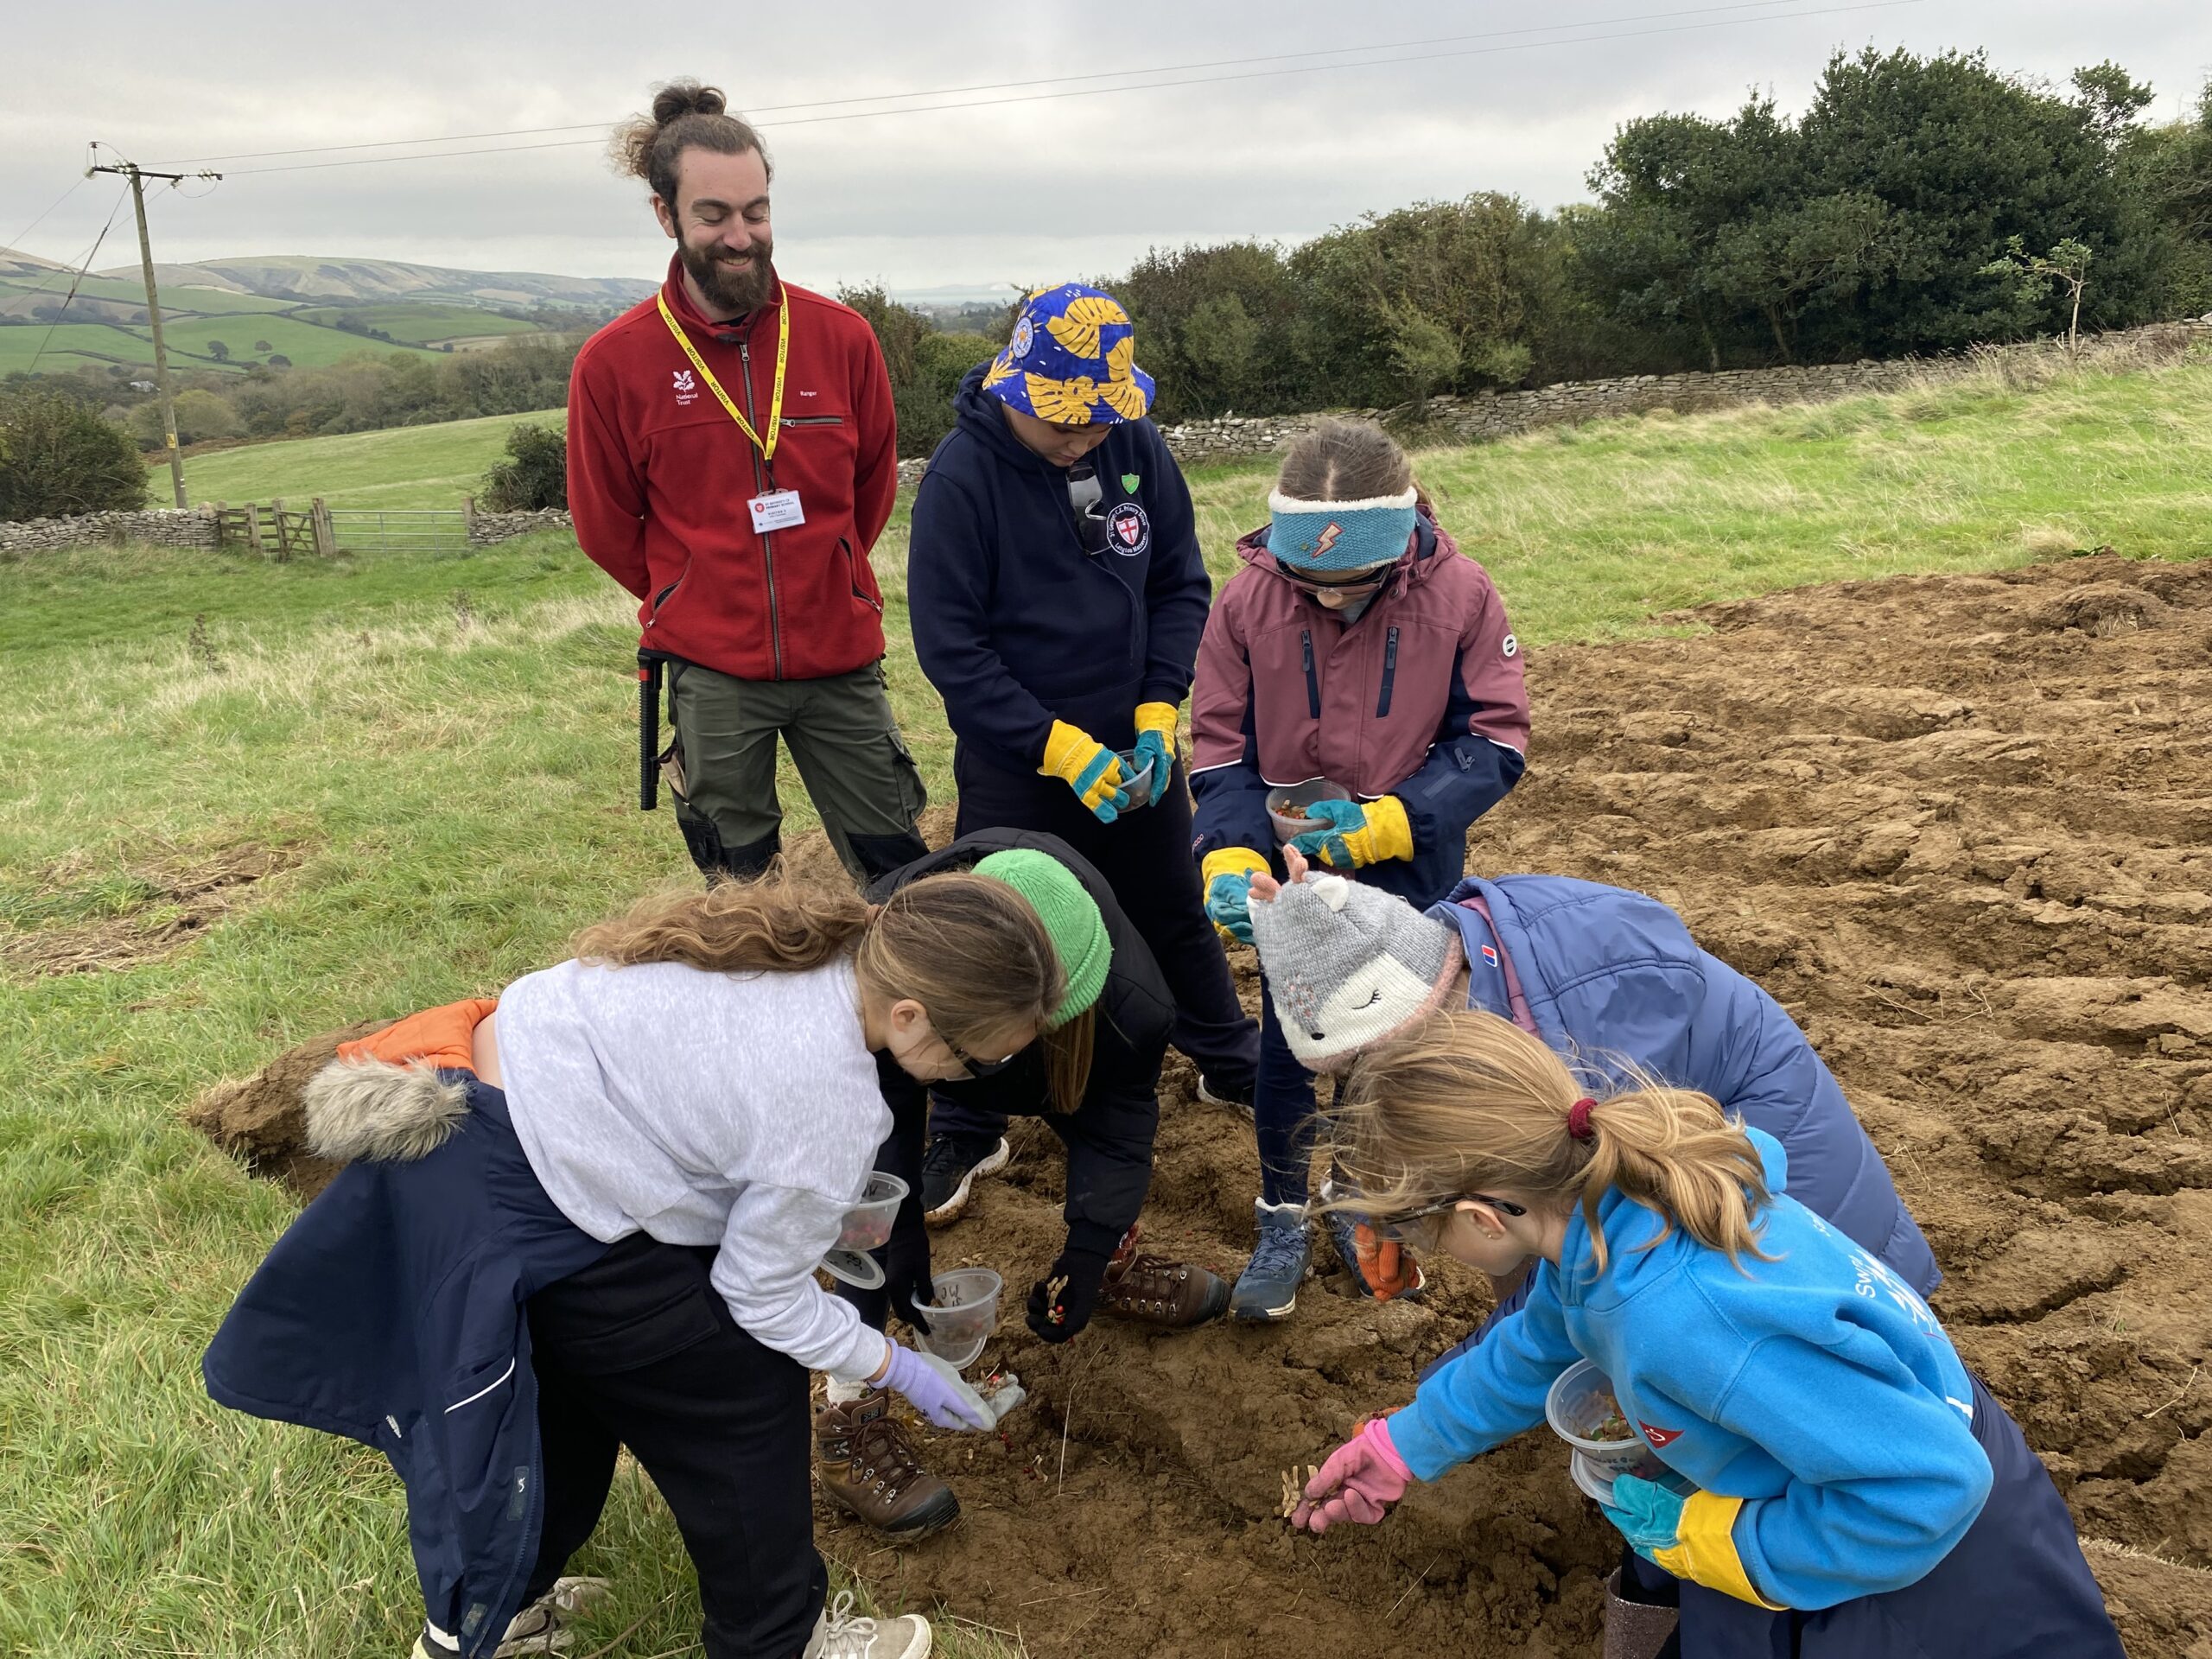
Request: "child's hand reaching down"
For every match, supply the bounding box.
[1290,1416,1412,1533]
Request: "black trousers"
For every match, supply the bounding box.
[523,1234,822,1659]
[951,748,1258,1087]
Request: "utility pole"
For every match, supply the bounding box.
[87,151,219,509]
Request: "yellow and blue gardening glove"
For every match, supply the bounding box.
[1201,848,1270,944]
[1040,721,1131,823]
[1128,702,1179,805]
[1288,796,1414,870]
[1604,1476,1783,1611]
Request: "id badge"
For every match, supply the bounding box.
[747,489,805,533]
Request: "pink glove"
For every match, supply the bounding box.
[880,1344,990,1431]
[1292,1415,1412,1533]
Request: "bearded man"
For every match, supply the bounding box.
[569,81,927,883]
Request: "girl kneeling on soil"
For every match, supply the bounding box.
[819,830,1236,1540]
[1188,418,1529,1319]
[1291,1010,2122,1659]
[204,873,1060,1659]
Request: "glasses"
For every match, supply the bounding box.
[1370,1192,1526,1245]
[1283,566,1391,599]
[948,1041,1021,1078]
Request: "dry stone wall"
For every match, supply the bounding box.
[0,506,219,555]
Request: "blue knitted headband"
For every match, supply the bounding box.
[1267,487,1419,574]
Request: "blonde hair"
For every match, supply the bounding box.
[574,866,1066,1069]
[1332,1009,1772,1274]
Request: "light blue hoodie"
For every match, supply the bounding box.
[1388,1131,1993,1611]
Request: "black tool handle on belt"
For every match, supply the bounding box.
[638,650,663,810]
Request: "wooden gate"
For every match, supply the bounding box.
[211,499,336,561]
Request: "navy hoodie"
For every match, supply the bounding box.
[907,365,1213,775]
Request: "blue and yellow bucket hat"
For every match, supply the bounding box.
[982,283,1155,426]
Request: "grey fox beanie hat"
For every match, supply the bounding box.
[1248,873,1465,1072]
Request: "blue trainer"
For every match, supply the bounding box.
[1230,1199,1312,1321]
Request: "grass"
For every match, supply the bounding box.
[1,352,2208,1656]
[179,410,569,510]
[291,304,541,346]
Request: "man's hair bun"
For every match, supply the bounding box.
[652,81,728,124]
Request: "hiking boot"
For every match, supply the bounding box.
[410,1573,608,1657]
[1230,1199,1313,1322]
[815,1389,960,1538]
[1098,1230,1232,1328]
[1321,1178,1426,1302]
[1196,1072,1255,1119]
[803,1590,931,1659]
[1602,1567,1680,1659]
[918,1134,1010,1225]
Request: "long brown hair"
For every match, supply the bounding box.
[612,81,771,205]
[575,866,1064,1060]
[1332,1009,1773,1274]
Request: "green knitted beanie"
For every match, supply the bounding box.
[973,849,1110,1028]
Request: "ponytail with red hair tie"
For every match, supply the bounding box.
[1567,1097,1598,1143]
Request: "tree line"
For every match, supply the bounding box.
[4,46,2209,518]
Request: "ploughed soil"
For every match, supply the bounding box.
[828,556,2212,1659]
[194,555,2212,1656]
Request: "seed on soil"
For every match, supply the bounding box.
[1279,1465,1320,1520]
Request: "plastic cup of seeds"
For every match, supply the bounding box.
[819,1173,909,1289]
[915,1268,1003,1370]
[1545,1357,1647,1480]
[1267,779,1352,844]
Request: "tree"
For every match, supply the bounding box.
[205,340,231,362]
[2072,61,2156,151]
[253,339,273,353]
[1980,235,2095,358]
[266,354,292,368]
[128,389,243,449]
[1707,192,1895,361]
[0,390,147,521]
[479,420,567,511]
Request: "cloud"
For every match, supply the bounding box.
[3,0,2206,289]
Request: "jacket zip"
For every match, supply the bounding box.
[780,415,844,426]
[1058,465,1142,676]
[738,334,785,680]
[1376,626,1400,718]
[645,572,686,632]
[841,537,880,613]
[1300,629,1321,719]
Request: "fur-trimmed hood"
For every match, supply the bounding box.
[303,1057,470,1164]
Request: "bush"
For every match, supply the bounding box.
[0,390,148,521]
[128,390,245,450]
[479,420,567,511]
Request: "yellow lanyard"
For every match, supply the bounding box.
[657,289,790,463]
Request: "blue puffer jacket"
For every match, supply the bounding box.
[906,364,1213,775]
[1422,874,1937,1376]
[203,1074,607,1658]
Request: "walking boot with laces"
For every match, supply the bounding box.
[803,1589,931,1659]
[1097,1225,1231,1328]
[1230,1198,1313,1322]
[816,1389,960,1537]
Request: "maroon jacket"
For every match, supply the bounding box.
[1188,513,1529,905]
[568,258,899,681]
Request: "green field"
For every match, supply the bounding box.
[0,271,300,321]
[3,353,2209,1656]
[180,409,566,509]
[292,302,541,345]
[0,319,169,373]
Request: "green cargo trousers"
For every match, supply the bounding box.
[665,657,929,884]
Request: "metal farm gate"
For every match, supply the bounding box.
[325,508,471,556]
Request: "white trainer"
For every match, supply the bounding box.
[802,1590,932,1659]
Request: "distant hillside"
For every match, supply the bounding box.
[90,255,656,312]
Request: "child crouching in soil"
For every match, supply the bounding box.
[205,872,1061,1659]
[1292,1009,2123,1659]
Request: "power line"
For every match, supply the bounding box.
[1,175,88,261]
[26,186,130,373]
[162,0,1916,175]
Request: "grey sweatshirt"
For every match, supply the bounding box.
[496,954,890,1382]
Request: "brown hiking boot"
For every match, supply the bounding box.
[1098,1231,1233,1329]
[815,1389,959,1538]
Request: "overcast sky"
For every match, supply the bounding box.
[3,0,2208,296]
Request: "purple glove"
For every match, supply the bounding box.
[879,1343,990,1431]
[1292,1415,1413,1534]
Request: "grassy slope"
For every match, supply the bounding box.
[181,410,569,510]
[291,304,541,345]
[2,356,2209,1656]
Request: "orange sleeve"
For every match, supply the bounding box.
[334,997,499,1072]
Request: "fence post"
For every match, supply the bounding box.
[462,493,477,546]
[270,498,289,563]
[311,497,336,560]
[245,502,264,557]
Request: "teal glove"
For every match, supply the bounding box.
[1288,796,1414,870]
[1602,1473,1688,1565]
[1039,721,1131,823]
[1129,728,1173,794]
[1205,871,1255,943]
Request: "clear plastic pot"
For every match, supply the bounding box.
[914,1267,1003,1370]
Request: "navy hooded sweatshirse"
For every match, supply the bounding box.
[906,363,1214,776]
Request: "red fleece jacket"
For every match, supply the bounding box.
[567,257,899,681]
